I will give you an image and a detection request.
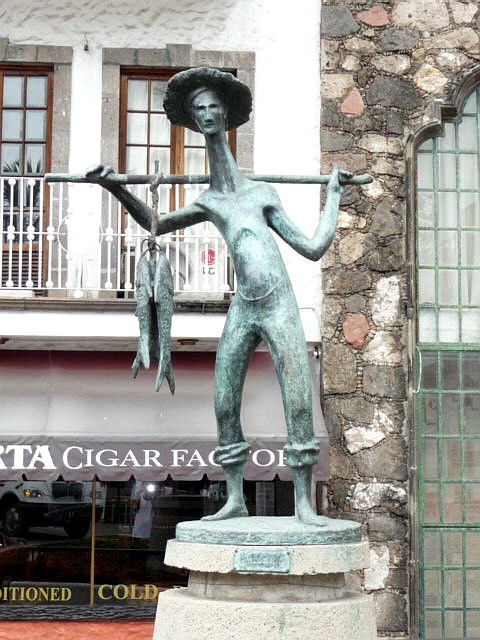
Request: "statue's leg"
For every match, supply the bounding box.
[262,286,327,526]
[202,298,260,521]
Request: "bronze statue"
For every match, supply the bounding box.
[69,68,362,526]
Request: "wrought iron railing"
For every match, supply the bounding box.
[0,176,235,300]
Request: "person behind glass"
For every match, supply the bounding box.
[88,67,349,527]
[131,481,156,540]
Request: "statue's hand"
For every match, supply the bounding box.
[85,164,117,187]
[327,165,353,193]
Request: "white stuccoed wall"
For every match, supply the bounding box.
[1,0,323,340]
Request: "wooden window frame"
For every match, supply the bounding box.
[119,67,236,211]
[0,64,54,177]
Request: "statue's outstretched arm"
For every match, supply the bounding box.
[85,165,208,234]
[266,165,346,261]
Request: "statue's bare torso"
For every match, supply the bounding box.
[197,182,289,301]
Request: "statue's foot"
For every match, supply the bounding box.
[296,502,329,527]
[202,498,248,521]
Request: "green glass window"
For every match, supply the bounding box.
[417,85,480,640]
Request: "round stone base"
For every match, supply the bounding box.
[176,515,362,546]
[153,587,377,640]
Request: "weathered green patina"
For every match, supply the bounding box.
[46,68,372,528]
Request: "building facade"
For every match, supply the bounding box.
[0,1,479,639]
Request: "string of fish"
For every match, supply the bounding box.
[131,175,175,394]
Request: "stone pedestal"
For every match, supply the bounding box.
[153,517,377,640]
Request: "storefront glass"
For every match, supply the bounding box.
[0,477,293,616]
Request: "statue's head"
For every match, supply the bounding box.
[163,67,252,133]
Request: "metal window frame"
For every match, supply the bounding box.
[409,77,480,640]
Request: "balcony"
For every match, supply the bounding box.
[0,175,235,302]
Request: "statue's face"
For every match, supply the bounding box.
[189,88,227,135]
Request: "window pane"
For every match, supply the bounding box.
[424,610,442,639]
[3,76,24,107]
[465,395,480,435]
[149,147,170,175]
[418,230,435,265]
[443,441,461,480]
[424,570,441,606]
[417,153,434,188]
[418,138,434,151]
[184,147,207,175]
[423,483,440,522]
[444,531,463,566]
[463,90,477,113]
[422,395,439,434]
[458,116,478,152]
[461,231,479,267]
[418,269,435,305]
[1,143,21,171]
[26,76,47,108]
[127,113,148,145]
[418,191,435,226]
[424,531,441,566]
[438,309,459,342]
[437,122,456,151]
[463,353,480,390]
[127,80,148,110]
[2,110,23,141]
[466,570,480,607]
[438,270,458,305]
[126,146,147,174]
[150,81,167,111]
[459,154,479,190]
[442,394,460,434]
[25,144,45,173]
[25,110,46,141]
[464,440,480,481]
[419,308,437,342]
[466,532,480,566]
[462,272,480,306]
[445,610,463,639]
[467,611,480,638]
[184,128,205,146]
[150,113,170,145]
[462,309,480,343]
[460,192,480,227]
[437,191,457,227]
[422,354,438,389]
[465,483,480,522]
[438,230,458,265]
[424,438,439,479]
[443,482,462,521]
[445,570,463,607]
[441,352,459,389]
[437,153,457,189]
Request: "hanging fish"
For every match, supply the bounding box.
[131,248,175,394]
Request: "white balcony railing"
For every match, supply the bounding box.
[0,176,235,301]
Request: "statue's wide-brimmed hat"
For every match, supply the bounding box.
[163,67,252,132]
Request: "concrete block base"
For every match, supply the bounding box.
[153,587,376,640]
[153,518,377,640]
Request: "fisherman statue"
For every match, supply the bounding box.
[47,67,371,527]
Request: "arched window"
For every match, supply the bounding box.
[416,84,480,639]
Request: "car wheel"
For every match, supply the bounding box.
[1,499,27,537]
[64,517,91,539]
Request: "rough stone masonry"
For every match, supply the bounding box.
[319,1,480,637]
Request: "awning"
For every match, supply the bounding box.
[0,350,328,481]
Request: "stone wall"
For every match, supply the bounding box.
[319,1,480,637]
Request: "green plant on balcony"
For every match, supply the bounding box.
[2,160,42,209]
